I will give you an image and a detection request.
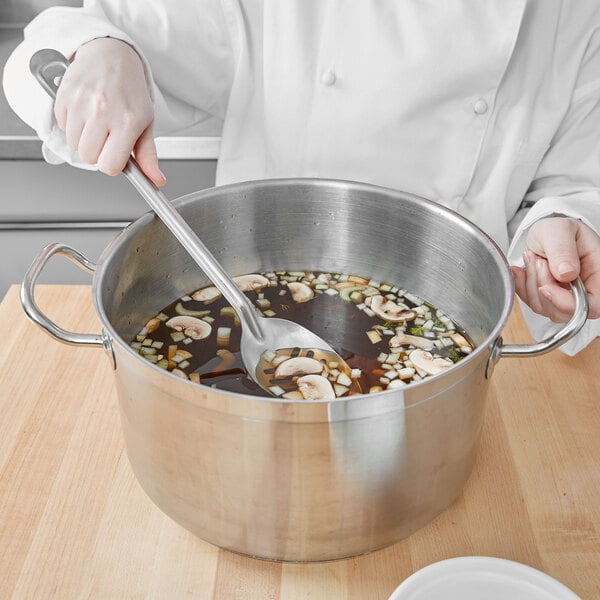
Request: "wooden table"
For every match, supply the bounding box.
[1,285,599,599]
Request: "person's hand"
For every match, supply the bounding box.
[54,37,165,186]
[511,216,600,322]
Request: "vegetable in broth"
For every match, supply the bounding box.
[130,270,474,399]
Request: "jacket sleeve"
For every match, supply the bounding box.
[2,0,234,168]
[507,28,600,355]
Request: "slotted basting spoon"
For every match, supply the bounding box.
[30,48,345,395]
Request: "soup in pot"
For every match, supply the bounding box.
[130,270,474,399]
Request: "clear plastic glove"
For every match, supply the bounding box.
[54,37,165,186]
[511,216,600,322]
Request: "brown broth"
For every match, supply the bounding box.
[131,271,474,398]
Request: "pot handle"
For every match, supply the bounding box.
[21,243,110,351]
[486,277,589,377]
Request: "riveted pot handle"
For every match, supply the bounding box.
[486,277,589,377]
[21,243,108,349]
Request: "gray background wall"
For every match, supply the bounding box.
[0,1,81,25]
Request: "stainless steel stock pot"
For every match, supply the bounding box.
[21,179,588,561]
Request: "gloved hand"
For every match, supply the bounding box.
[54,36,166,186]
[511,216,600,322]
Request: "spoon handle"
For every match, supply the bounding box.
[29,48,264,341]
[122,161,264,340]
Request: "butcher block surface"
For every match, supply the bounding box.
[0,285,599,599]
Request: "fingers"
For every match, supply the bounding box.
[133,125,166,187]
[51,37,156,178]
[53,77,69,131]
[526,217,600,321]
[533,255,574,320]
[527,217,580,283]
[64,114,85,154]
[56,98,165,185]
[513,251,573,322]
[523,251,544,312]
[77,120,108,164]
[96,111,151,175]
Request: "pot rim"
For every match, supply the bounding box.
[93,177,515,405]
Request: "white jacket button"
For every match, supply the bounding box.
[473,99,488,114]
[320,70,337,86]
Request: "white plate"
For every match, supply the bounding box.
[388,556,581,600]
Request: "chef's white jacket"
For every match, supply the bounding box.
[4,0,600,353]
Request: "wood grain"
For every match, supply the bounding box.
[0,285,598,599]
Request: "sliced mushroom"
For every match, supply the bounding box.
[297,374,335,400]
[174,302,211,317]
[274,356,324,378]
[389,332,434,351]
[450,332,470,347]
[337,284,379,302]
[287,282,314,303]
[191,274,268,302]
[348,275,370,285]
[166,316,212,340]
[191,286,221,303]
[408,349,453,376]
[233,273,269,292]
[370,295,417,322]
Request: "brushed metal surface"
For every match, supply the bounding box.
[94,179,511,560]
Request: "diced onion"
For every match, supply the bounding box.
[367,330,382,344]
[334,384,349,397]
[388,379,406,388]
[336,372,352,387]
[398,367,415,380]
[262,349,277,363]
[216,327,231,346]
